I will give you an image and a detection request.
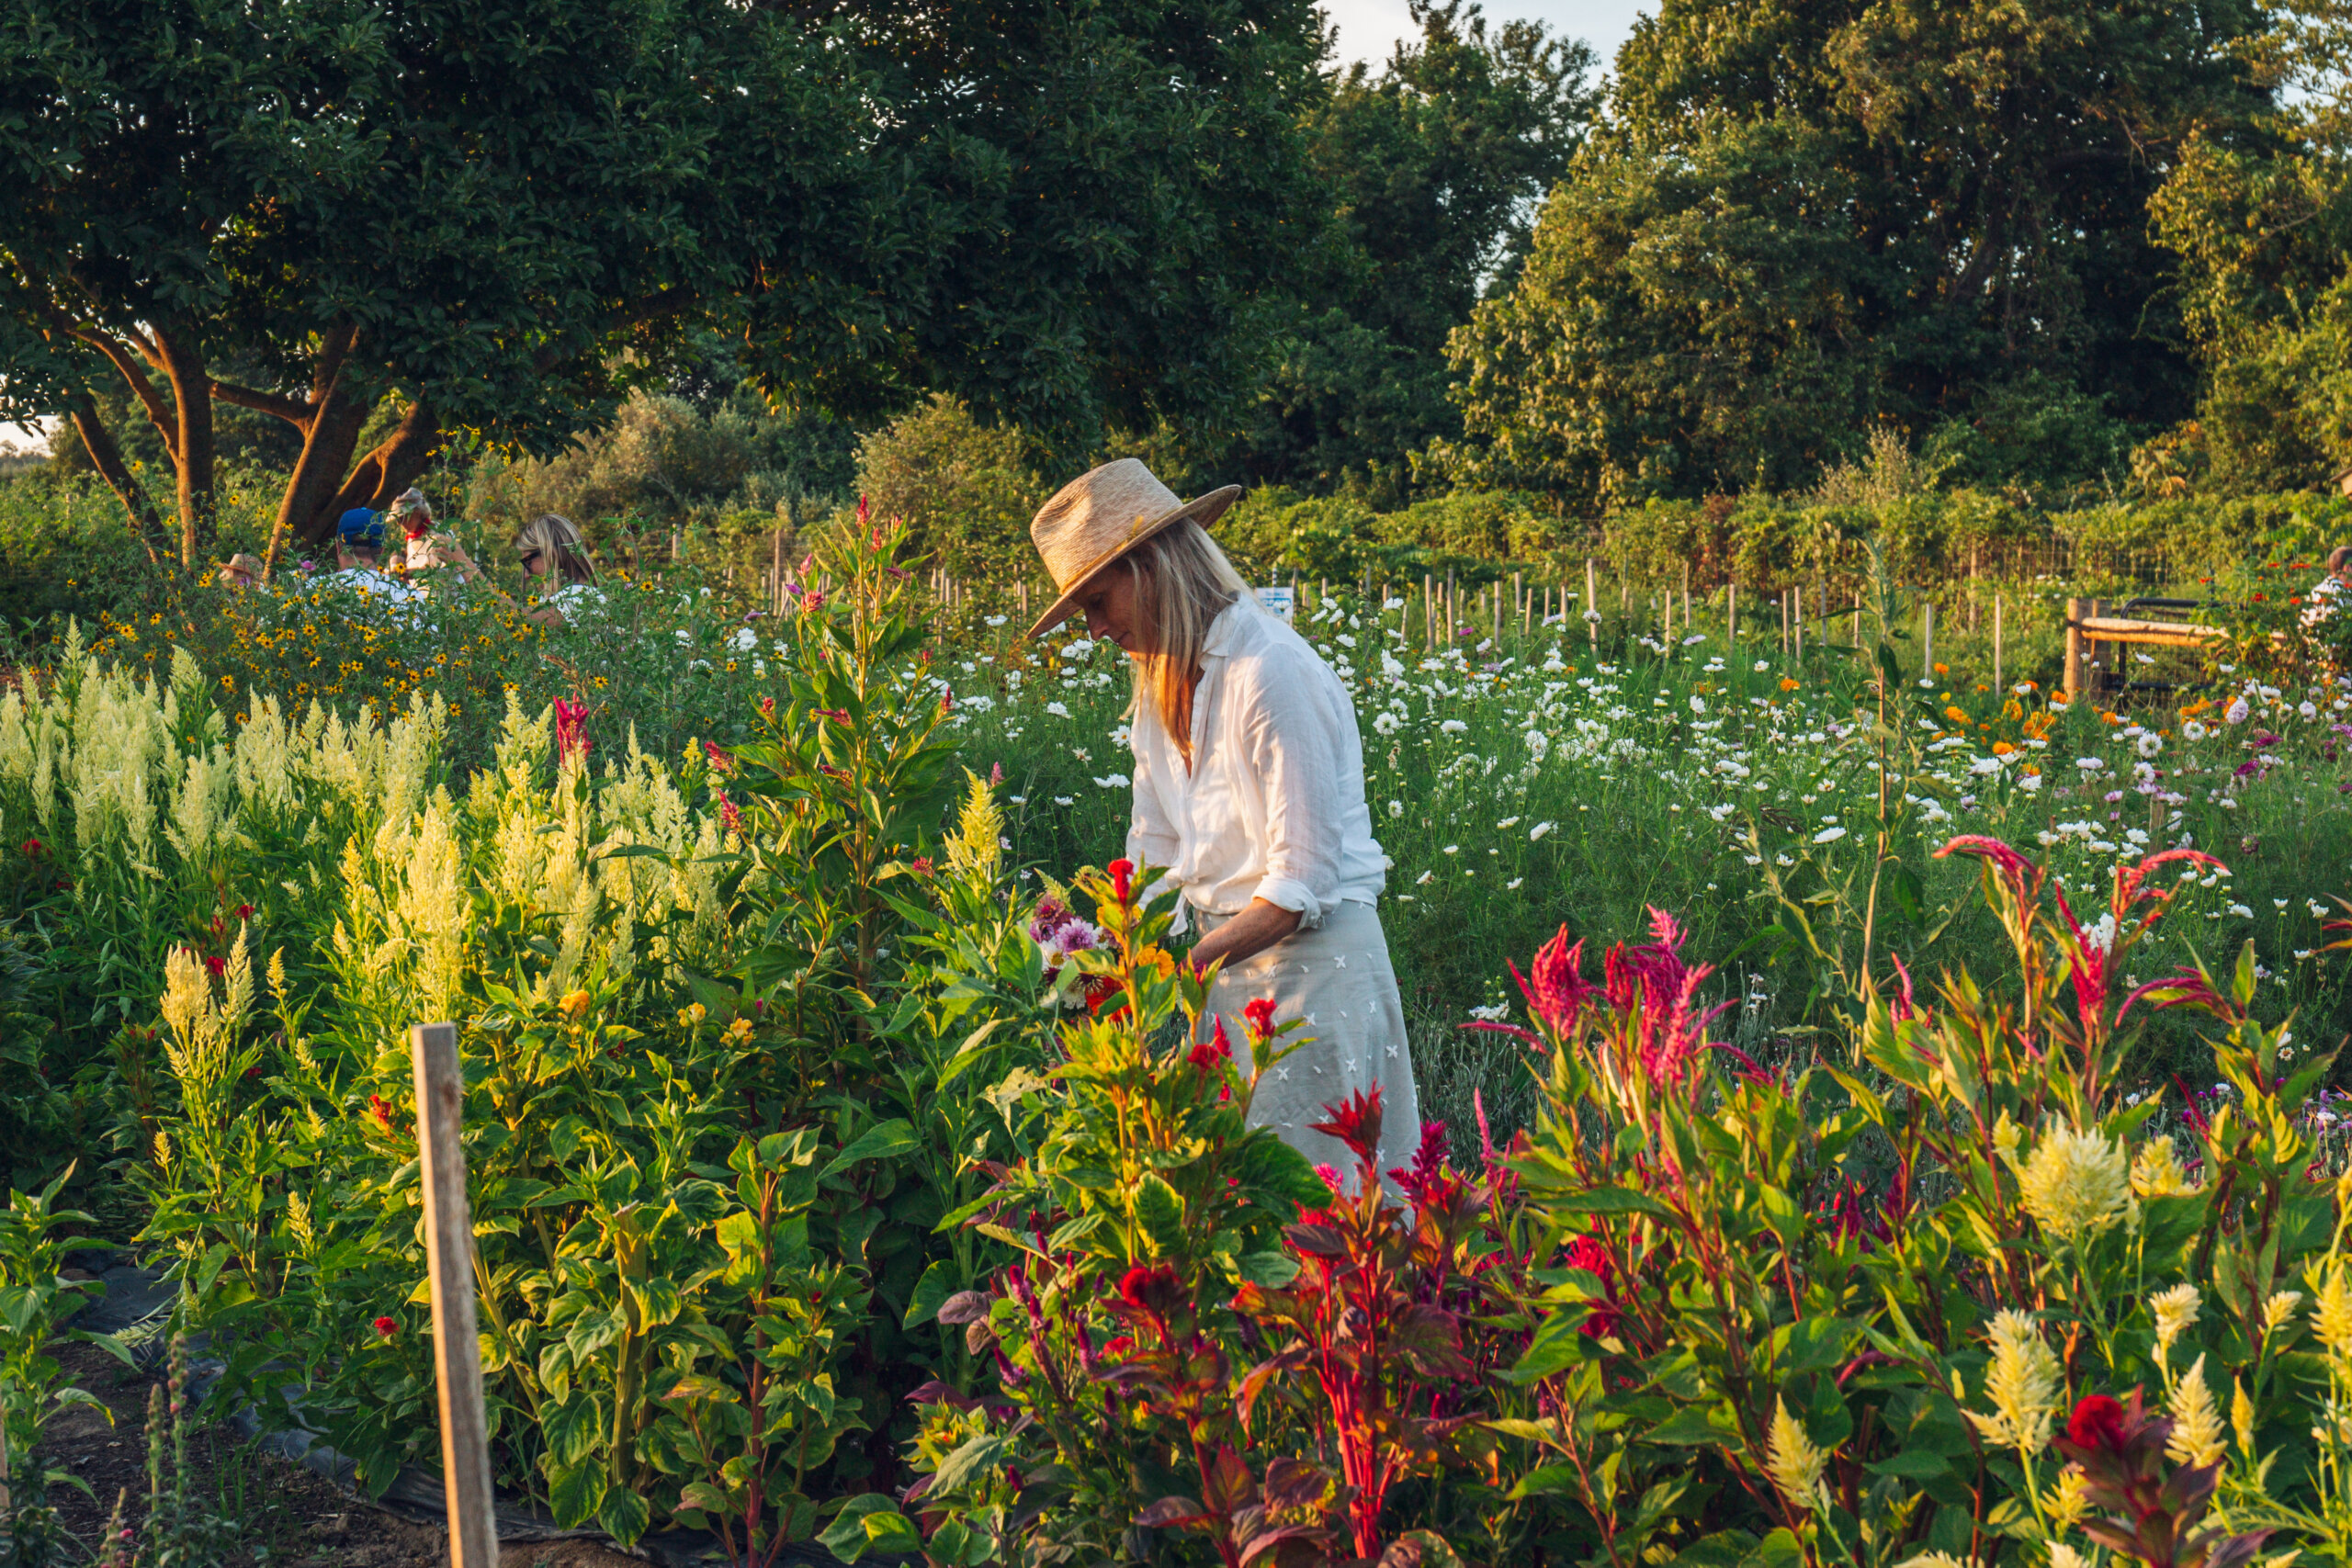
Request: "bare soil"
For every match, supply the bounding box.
[29,1341,648,1568]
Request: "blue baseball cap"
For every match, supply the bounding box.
[338,507,384,544]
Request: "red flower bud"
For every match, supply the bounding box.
[373,1316,398,1339]
[1243,997,1278,1040]
[1108,858,1135,903]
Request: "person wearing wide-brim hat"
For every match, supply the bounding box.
[1023,458,1421,1179]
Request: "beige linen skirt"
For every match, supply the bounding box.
[1193,898,1423,1179]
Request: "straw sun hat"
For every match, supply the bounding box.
[1022,458,1242,640]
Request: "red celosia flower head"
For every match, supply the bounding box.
[1242,997,1278,1041]
[703,739,735,773]
[1186,1016,1233,1074]
[1116,1262,1184,1324]
[233,904,254,921]
[204,954,227,978]
[1309,1085,1385,1163]
[1511,925,1594,1032]
[368,1094,395,1134]
[373,1316,397,1339]
[553,700,591,761]
[2066,1393,2128,1450]
[19,838,40,858]
[1108,858,1135,903]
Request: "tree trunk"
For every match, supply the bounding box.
[63,390,173,565]
[153,321,215,567]
[266,380,370,573]
[298,400,441,547]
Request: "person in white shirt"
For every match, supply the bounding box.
[433,512,606,628]
[322,508,424,619]
[1022,458,1422,1178]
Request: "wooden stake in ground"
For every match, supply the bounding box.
[1793,584,1804,660]
[411,1021,500,1568]
[1727,581,1737,643]
[2064,596,2087,704]
[1923,602,1935,676]
[1585,558,1600,649]
[1994,594,2005,694]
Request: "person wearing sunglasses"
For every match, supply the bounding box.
[431,513,605,627]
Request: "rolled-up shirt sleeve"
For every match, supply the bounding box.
[1237,657,1343,928]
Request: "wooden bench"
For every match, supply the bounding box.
[2063,596,2222,705]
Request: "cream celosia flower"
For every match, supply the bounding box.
[2314,1264,2352,1361]
[2166,1355,2227,1468]
[1899,1553,1972,1568]
[2045,1465,2090,1529]
[2132,1135,2194,1197]
[1994,1111,2023,1165]
[1968,1311,2060,1451]
[152,1126,173,1173]
[2233,1374,2256,1458]
[1766,1397,1827,1510]
[2267,1292,2306,1335]
[287,1190,315,1254]
[2151,1282,2200,1360]
[2018,1124,2131,1243]
[2050,1545,2095,1568]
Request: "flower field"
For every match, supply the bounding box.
[9,528,2352,1567]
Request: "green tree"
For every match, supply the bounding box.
[1442,0,2273,509]
[2146,5,2352,493]
[1235,1,1596,500]
[0,0,1327,567]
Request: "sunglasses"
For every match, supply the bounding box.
[519,549,544,570]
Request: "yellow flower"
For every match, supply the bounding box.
[1765,1397,1826,1511]
[2265,1291,2303,1334]
[1968,1310,2059,1451]
[2233,1374,2257,1458]
[2132,1136,2193,1198]
[2312,1261,2352,1359]
[2044,1465,2090,1529]
[725,1016,755,1045]
[2151,1282,2200,1361]
[2050,1546,2094,1568]
[2018,1123,2130,1243]
[2165,1354,2227,1469]
[560,989,593,1021]
[678,1002,707,1029]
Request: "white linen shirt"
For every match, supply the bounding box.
[1126,598,1387,930]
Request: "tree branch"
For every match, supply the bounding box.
[209,378,315,425]
[60,387,172,564]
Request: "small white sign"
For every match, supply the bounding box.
[1256,585,1295,623]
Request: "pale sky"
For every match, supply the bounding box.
[1319,0,1647,73]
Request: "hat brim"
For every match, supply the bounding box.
[1021,484,1244,642]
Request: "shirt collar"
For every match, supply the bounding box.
[1201,596,1250,660]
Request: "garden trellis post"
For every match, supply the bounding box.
[410,1021,500,1568]
[1585,558,1599,649]
[1995,594,2004,694]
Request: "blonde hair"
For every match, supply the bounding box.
[1122,521,1247,762]
[513,513,597,585]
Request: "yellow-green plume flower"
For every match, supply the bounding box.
[2132,1135,2194,1197]
[1994,1111,2023,1166]
[2050,1546,2095,1568]
[2266,1291,2304,1335]
[1969,1310,2060,1451]
[1766,1397,1828,1511]
[2045,1465,2090,1529]
[1898,1555,1973,1568]
[2151,1282,2200,1362]
[2233,1374,2256,1458]
[2166,1355,2227,1469]
[2018,1124,2131,1243]
[2314,1263,2352,1361]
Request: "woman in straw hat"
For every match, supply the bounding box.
[1023,458,1421,1178]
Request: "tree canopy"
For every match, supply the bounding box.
[1442,0,2278,509]
[0,0,1327,562]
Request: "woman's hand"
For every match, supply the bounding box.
[1188,897,1303,973]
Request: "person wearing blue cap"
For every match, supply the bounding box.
[325,506,421,615]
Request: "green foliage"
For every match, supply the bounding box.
[1443,0,2276,505]
[0,0,1333,558]
[1,1169,131,1566]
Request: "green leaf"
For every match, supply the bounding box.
[544,1456,606,1529]
[817,1495,919,1563]
[1507,1461,1585,1500]
[1134,1173,1186,1258]
[1643,1404,1738,1446]
[543,1393,604,1467]
[820,1119,921,1180]
[904,1259,958,1327]
[597,1484,651,1545]
[1864,1449,1954,1480]
[928,1431,1014,1499]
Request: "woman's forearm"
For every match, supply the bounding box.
[1189,897,1302,972]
